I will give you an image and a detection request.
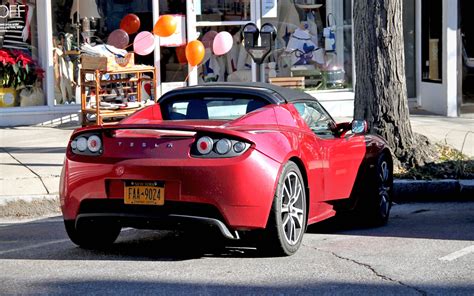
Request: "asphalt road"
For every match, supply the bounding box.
[0,202,473,295]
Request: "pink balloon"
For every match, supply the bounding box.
[133,31,155,56]
[201,30,218,49]
[107,29,129,49]
[212,31,233,55]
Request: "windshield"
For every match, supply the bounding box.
[161,96,269,120]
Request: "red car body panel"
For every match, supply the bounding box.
[61,85,383,233]
[61,144,280,228]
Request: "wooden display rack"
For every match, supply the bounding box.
[80,65,157,126]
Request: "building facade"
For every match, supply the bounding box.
[0,0,471,126]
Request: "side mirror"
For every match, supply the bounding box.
[351,120,368,134]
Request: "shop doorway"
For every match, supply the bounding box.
[460,0,474,107]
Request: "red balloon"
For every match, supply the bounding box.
[176,45,187,64]
[185,40,205,67]
[120,14,141,35]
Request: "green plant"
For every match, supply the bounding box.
[0,49,44,88]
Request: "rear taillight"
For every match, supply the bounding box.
[196,136,213,155]
[192,136,250,158]
[215,139,232,155]
[71,134,103,155]
[87,135,102,153]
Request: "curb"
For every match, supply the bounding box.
[393,179,474,202]
[0,195,61,218]
[0,180,473,218]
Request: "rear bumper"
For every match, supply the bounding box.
[73,202,240,240]
[60,149,281,230]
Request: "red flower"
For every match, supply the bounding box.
[0,50,15,65]
[35,67,45,80]
[16,52,34,68]
[0,49,45,87]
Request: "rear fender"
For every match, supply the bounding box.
[120,104,163,123]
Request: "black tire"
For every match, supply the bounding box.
[360,152,393,226]
[64,219,121,249]
[259,161,307,256]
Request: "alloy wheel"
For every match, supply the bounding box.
[378,160,391,219]
[280,171,305,245]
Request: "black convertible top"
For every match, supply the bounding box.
[158,82,316,104]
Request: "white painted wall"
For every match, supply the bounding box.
[417,0,459,116]
[444,0,459,116]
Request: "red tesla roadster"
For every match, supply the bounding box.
[60,83,393,256]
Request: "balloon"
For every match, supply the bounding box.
[201,30,217,49]
[107,29,129,49]
[185,40,205,66]
[120,14,141,35]
[212,31,233,55]
[153,15,177,37]
[176,45,187,64]
[133,31,155,56]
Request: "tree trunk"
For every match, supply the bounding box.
[353,0,433,167]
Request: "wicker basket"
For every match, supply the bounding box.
[81,53,135,71]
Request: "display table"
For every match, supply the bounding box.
[80,65,157,126]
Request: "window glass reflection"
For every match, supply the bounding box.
[196,0,251,22]
[262,0,353,91]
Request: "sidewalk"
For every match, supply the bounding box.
[0,115,473,217]
[334,115,474,158]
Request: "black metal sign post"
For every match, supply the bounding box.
[243,23,277,83]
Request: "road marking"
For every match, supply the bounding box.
[0,239,70,255]
[439,245,474,261]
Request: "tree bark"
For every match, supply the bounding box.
[353,0,433,166]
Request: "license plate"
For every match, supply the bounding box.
[124,181,165,205]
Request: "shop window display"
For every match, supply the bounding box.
[51,0,155,105]
[0,0,44,108]
[159,0,188,83]
[421,0,442,83]
[197,25,252,84]
[197,0,251,22]
[262,0,353,90]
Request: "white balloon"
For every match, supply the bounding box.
[212,31,233,56]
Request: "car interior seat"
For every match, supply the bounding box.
[186,100,209,119]
[246,100,267,114]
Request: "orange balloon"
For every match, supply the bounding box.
[153,15,177,37]
[185,40,205,66]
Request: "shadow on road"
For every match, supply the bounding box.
[0,216,260,261]
[307,202,474,241]
[0,202,473,261]
[13,279,474,295]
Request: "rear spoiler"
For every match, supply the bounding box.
[71,124,256,144]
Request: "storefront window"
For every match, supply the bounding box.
[421,0,442,83]
[0,0,44,108]
[51,0,154,105]
[159,0,188,84]
[197,25,250,83]
[196,0,251,22]
[262,0,353,90]
[194,0,251,84]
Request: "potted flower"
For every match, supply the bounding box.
[0,49,44,107]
